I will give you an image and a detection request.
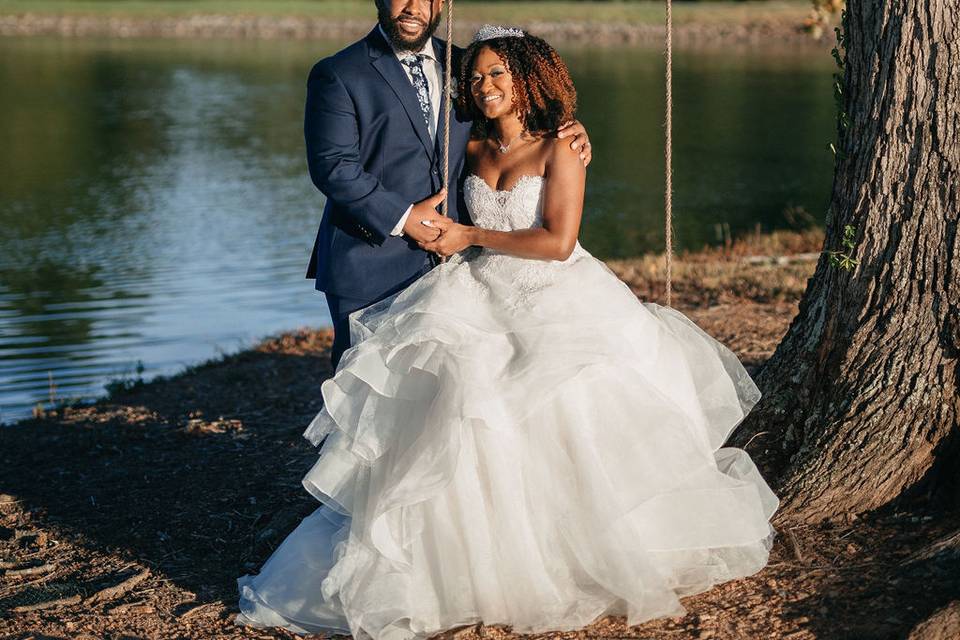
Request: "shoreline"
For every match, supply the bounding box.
[15,229,826,428]
[0,13,825,46]
[0,231,822,428]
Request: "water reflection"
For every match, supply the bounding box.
[0,36,834,422]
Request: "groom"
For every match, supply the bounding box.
[305,0,591,367]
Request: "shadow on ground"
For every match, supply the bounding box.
[0,330,334,634]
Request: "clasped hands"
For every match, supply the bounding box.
[402,189,473,258]
[402,120,593,258]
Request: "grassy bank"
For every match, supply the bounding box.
[0,1,811,25]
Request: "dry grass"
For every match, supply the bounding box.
[608,228,822,311]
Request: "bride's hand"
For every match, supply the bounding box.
[419,220,474,258]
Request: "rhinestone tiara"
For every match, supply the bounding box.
[473,24,525,43]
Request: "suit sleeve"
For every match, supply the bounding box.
[304,60,411,243]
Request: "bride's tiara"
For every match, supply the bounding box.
[473,25,525,43]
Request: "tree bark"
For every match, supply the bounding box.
[731,0,960,523]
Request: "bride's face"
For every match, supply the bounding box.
[469,47,516,120]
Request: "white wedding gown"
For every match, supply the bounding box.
[237,174,779,639]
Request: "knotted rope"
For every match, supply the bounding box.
[664,0,674,306]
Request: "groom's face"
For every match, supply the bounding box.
[377,0,443,52]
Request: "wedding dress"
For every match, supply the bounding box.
[237,173,779,639]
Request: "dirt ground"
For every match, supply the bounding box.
[2,232,958,639]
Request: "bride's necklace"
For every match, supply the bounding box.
[495,130,527,154]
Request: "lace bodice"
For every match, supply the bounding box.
[463,173,587,255]
[454,173,589,305]
[463,173,546,232]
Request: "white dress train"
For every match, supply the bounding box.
[237,174,779,639]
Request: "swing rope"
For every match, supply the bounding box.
[664,0,673,306]
[442,0,454,218]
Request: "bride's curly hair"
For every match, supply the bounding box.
[457,32,578,140]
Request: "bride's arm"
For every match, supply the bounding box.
[423,140,586,261]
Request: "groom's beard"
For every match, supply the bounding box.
[378,4,442,52]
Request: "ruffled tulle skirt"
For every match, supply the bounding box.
[237,248,778,639]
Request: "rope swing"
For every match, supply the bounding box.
[441,0,454,218]
[664,0,674,306]
[438,0,675,305]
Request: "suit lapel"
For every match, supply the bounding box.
[367,28,434,158]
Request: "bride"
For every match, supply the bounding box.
[238,26,778,639]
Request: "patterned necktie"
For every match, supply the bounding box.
[401,54,433,134]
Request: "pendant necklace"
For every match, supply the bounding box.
[495,131,526,154]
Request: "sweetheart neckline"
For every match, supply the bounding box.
[466,173,544,195]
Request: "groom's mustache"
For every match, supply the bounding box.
[393,14,427,28]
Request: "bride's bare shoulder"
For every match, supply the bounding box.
[545,135,584,170]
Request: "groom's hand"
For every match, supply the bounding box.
[419,219,473,258]
[404,189,448,244]
[557,120,593,167]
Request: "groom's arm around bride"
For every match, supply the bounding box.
[303,5,592,370]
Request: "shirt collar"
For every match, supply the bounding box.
[378,24,437,62]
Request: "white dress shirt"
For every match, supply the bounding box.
[380,25,443,236]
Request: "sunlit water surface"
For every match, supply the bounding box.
[0,35,835,422]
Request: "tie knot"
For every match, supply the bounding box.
[401,54,425,69]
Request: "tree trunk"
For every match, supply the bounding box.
[730,0,960,523]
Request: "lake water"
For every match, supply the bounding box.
[0,35,835,423]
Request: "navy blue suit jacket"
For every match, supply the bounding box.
[304,27,473,301]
